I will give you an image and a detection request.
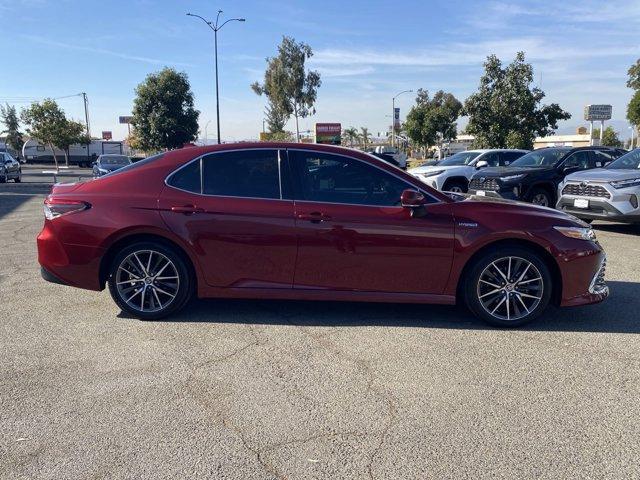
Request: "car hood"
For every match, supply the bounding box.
[565,168,640,183]
[451,192,589,227]
[474,166,547,178]
[409,164,472,175]
[98,164,127,171]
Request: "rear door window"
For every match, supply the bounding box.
[202,149,281,199]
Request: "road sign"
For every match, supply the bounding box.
[584,105,612,121]
[315,123,342,145]
[119,116,133,124]
[102,131,113,140]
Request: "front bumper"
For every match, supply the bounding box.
[559,247,609,307]
[557,185,640,223]
[468,188,519,201]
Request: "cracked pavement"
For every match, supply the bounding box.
[1,183,639,479]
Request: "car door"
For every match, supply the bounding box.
[159,148,298,289]
[287,149,454,294]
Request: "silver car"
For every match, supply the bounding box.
[557,149,640,223]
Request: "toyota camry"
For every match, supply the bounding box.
[37,143,608,327]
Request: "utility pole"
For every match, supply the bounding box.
[187,10,245,144]
[82,92,90,138]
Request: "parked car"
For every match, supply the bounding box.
[468,146,624,206]
[370,152,401,167]
[0,152,22,183]
[92,154,132,178]
[557,148,640,223]
[374,146,407,169]
[408,149,528,193]
[38,143,608,327]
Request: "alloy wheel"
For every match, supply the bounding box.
[448,185,465,193]
[115,249,180,313]
[531,193,549,206]
[476,256,544,322]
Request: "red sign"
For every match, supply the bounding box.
[102,131,113,140]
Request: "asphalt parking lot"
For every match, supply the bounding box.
[1,182,639,479]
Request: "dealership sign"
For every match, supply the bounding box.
[394,107,401,129]
[584,104,612,121]
[119,116,133,124]
[315,123,342,145]
[102,131,113,140]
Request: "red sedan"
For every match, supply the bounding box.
[37,143,608,327]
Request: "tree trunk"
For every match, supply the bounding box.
[49,143,59,173]
[64,148,69,167]
[294,103,300,143]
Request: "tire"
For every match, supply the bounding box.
[463,246,553,327]
[443,179,468,193]
[0,173,5,183]
[528,188,552,207]
[107,241,193,320]
[14,170,21,183]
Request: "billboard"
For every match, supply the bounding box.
[102,131,113,140]
[584,105,612,121]
[315,123,341,145]
[394,107,401,130]
[119,116,133,124]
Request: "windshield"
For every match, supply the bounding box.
[606,149,640,169]
[439,151,481,166]
[100,155,130,166]
[509,148,569,167]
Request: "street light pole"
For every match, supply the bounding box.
[204,120,212,144]
[630,125,635,149]
[391,90,413,148]
[187,10,246,145]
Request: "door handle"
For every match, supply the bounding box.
[171,204,204,215]
[297,212,331,223]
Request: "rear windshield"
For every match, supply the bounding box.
[606,149,640,169]
[100,155,130,165]
[509,148,569,167]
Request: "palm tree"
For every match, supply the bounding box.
[342,127,358,146]
[360,127,372,149]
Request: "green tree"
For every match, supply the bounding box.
[131,67,199,151]
[404,89,462,150]
[627,59,640,91]
[592,126,623,147]
[342,127,359,147]
[627,90,640,129]
[252,36,321,142]
[264,100,289,134]
[359,127,371,148]
[21,99,69,171]
[55,120,89,166]
[0,104,24,154]
[463,52,571,149]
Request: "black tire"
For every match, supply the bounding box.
[443,179,468,193]
[0,174,5,183]
[14,171,21,183]
[463,246,553,327]
[528,187,553,207]
[107,241,193,320]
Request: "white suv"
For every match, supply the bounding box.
[408,149,528,193]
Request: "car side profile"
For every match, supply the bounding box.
[92,154,132,178]
[408,149,528,193]
[468,146,624,206]
[557,148,640,223]
[0,152,22,183]
[38,143,608,327]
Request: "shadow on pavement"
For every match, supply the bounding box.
[0,184,50,221]
[592,222,640,235]
[127,280,640,334]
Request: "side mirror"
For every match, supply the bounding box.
[476,160,489,169]
[401,189,427,208]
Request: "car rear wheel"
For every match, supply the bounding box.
[108,241,192,320]
[14,170,21,183]
[463,247,553,327]
[443,179,468,193]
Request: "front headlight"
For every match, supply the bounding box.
[500,174,527,182]
[610,177,640,189]
[554,226,596,241]
[420,170,445,178]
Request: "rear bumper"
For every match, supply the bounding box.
[37,222,104,291]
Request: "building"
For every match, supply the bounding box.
[533,127,595,148]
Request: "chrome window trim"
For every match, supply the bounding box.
[286,147,442,205]
[164,148,289,201]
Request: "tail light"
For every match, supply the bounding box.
[44,198,90,220]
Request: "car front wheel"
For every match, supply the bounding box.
[107,241,193,320]
[463,247,553,327]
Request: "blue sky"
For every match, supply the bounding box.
[1,0,639,142]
